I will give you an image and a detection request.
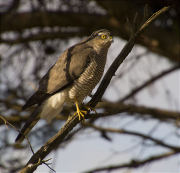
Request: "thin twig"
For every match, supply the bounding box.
[0,116,34,154]
[85,150,180,173]
[120,64,180,102]
[83,122,180,151]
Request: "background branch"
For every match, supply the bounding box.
[83,122,180,151]
[85,150,180,173]
[120,64,180,102]
[97,102,180,121]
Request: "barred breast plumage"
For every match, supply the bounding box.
[69,50,107,104]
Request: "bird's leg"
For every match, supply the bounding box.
[74,97,87,123]
[83,102,97,114]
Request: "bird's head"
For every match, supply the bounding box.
[89,29,113,50]
[81,29,113,52]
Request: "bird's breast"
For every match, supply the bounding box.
[69,53,107,104]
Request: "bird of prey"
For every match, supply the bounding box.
[15,29,113,143]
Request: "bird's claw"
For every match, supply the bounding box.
[83,102,97,114]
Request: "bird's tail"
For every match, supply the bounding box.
[15,106,42,143]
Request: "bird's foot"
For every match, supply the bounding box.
[83,102,97,114]
[74,109,87,123]
[74,99,97,123]
[74,97,87,123]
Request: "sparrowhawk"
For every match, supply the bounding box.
[15,29,113,143]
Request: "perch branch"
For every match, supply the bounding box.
[20,109,129,173]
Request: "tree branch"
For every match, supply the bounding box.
[120,64,180,102]
[97,102,180,121]
[85,150,180,173]
[83,122,180,151]
[19,109,128,173]
[1,12,105,33]
[19,158,53,173]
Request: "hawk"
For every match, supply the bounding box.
[15,29,113,143]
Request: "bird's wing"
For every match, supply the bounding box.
[23,46,95,110]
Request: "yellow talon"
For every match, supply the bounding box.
[74,97,87,123]
[83,102,97,114]
[74,99,97,123]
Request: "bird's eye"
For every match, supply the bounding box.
[101,35,107,39]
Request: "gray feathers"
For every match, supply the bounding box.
[23,46,96,110]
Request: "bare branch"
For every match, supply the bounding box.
[120,64,180,102]
[1,12,105,33]
[0,116,34,154]
[97,102,180,121]
[20,158,53,173]
[83,122,180,151]
[85,150,180,173]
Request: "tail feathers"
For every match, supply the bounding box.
[15,106,42,143]
[22,91,50,110]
